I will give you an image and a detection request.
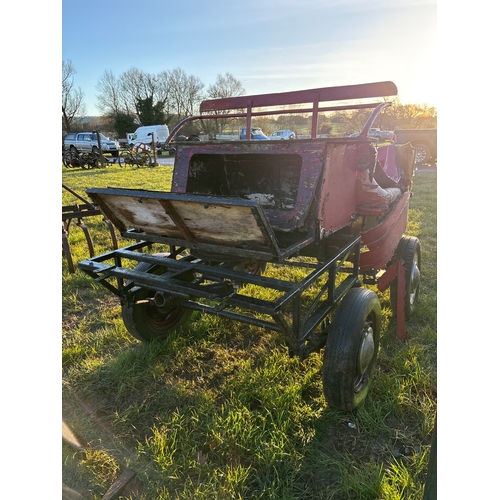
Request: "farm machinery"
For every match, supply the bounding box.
[78,81,420,411]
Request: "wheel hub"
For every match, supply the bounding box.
[357,324,375,376]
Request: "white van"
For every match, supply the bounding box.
[127,125,170,148]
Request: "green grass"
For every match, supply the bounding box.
[62,163,437,499]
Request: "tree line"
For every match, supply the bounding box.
[62,60,245,138]
[62,60,437,140]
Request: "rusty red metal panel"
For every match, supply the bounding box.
[171,140,327,232]
[317,142,358,237]
[359,192,410,271]
[200,81,397,113]
[376,260,408,341]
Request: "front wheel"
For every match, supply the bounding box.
[322,288,381,411]
[121,255,194,342]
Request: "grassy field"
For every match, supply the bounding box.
[62,161,437,499]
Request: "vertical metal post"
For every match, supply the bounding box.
[311,95,319,139]
[245,101,253,140]
[150,132,157,166]
[94,129,104,169]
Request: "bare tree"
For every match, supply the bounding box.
[96,67,171,126]
[62,60,86,132]
[206,73,245,100]
[96,69,124,115]
[166,68,205,119]
[93,68,248,137]
[203,73,246,135]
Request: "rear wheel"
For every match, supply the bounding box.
[322,288,381,411]
[121,254,194,342]
[413,143,431,164]
[390,236,421,318]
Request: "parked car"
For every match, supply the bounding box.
[64,132,120,157]
[268,129,296,140]
[394,129,437,165]
[240,127,269,140]
[127,124,170,149]
[349,128,395,143]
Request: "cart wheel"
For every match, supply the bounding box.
[390,236,421,319]
[62,151,73,168]
[322,288,381,411]
[122,254,194,342]
[79,153,90,170]
[120,153,133,167]
[136,152,151,167]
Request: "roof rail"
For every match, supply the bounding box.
[168,81,397,141]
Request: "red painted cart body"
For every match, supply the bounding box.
[78,81,419,410]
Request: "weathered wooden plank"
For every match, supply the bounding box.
[101,469,136,500]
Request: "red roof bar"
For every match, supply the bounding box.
[200,81,397,139]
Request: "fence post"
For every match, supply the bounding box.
[149,132,157,166]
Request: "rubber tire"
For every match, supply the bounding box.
[390,236,421,319]
[413,143,431,164]
[121,254,194,342]
[322,288,381,411]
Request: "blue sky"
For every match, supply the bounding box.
[62,0,437,116]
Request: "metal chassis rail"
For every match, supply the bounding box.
[79,235,362,358]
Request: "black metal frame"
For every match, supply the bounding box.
[79,234,361,358]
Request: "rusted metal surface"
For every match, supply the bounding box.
[171,140,326,232]
[359,192,410,271]
[376,259,408,341]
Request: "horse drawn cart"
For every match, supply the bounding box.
[78,81,420,411]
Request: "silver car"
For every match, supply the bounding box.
[349,128,394,142]
[268,129,296,140]
[64,132,120,157]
